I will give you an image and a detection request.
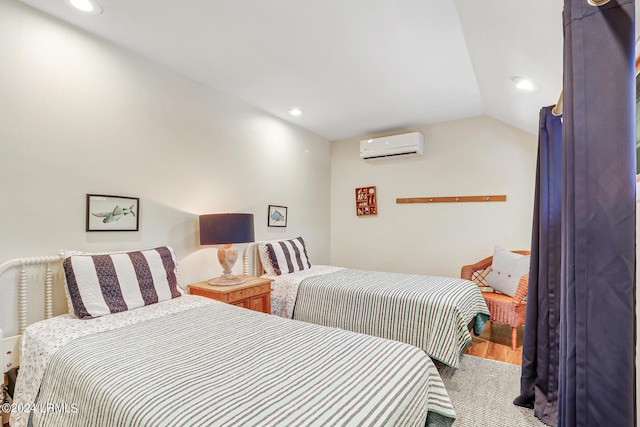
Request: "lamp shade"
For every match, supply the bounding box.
[199,213,255,245]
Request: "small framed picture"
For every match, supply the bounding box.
[86,194,139,232]
[268,205,287,227]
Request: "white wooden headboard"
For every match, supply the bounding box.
[1,248,187,377]
[1,255,63,375]
[242,243,264,277]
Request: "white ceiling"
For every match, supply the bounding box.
[19,0,565,141]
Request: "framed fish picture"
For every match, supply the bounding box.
[86,194,140,232]
[268,205,287,227]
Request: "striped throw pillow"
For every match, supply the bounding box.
[62,246,183,319]
[260,237,311,276]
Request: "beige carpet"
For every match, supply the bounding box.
[436,355,548,427]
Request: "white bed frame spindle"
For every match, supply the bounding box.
[1,255,62,374]
[45,262,54,320]
[18,262,28,335]
[243,243,264,277]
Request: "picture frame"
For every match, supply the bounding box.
[86,194,140,232]
[268,205,288,227]
[355,186,377,216]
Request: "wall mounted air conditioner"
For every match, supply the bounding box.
[359,132,424,160]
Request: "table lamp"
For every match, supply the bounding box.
[199,213,255,286]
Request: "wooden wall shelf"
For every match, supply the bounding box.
[396,195,507,204]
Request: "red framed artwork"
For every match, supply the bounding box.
[355,186,377,216]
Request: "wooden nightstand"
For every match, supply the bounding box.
[188,276,272,314]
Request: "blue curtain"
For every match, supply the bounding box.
[514,107,562,427]
[560,1,636,426]
[516,3,636,426]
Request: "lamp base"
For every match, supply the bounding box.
[207,275,246,286]
[207,245,246,286]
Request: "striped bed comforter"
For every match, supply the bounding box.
[26,299,455,427]
[292,269,490,368]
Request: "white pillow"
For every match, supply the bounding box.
[486,246,530,297]
[62,246,183,319]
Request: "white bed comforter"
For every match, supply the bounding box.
[11,295,456,427]
[266,266,489,368]
[10,295,212,427]
[265,265,344,318]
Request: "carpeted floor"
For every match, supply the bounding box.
[436,355,547,427]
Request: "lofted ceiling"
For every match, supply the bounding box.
[19,0,565,141]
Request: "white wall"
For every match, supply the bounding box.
[0,1,331,335]
[330,115,537,277]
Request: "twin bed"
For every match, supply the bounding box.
[2,241,489,427]
[243,238,490,368]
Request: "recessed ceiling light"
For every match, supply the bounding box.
[65,0,103,14]
[512,77,536,91]
[287,108,303,117]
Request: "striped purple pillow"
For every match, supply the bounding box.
[62,246,183,319]
[263,237,311,276]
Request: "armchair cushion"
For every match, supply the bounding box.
[486,246,530,298]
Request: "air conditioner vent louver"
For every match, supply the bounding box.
[364,151,420,160]
[359,132,424,161]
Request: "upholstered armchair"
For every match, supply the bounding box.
[461,250,530,350]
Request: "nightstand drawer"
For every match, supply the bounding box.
[188,276,272,314]
[227,283,270,301]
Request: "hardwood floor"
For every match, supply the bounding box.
[464,322,524,366]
